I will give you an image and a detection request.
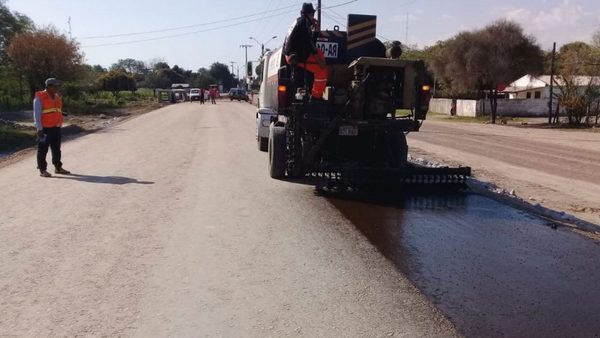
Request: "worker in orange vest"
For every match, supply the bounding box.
[33,78,71,177]
[283,3,328,99]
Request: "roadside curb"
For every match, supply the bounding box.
[408,154,600,238]
[467,179,600,237]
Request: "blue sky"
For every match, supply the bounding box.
[7,0,600,71]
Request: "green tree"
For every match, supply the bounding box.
[429,20,543,123]
[553,41,600,125]
[0,0,33,64]
[111,58,146,74]
[195,67,216,88]
[98,69,136,96]
[208,62,236,90]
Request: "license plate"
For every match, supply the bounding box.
[317,42,339,58]
[339,125,358,136]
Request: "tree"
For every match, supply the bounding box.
[553,42,600,125]
[6,26,83,97]
[193,67,214,88]
[592,29,600,49]
[429,20,543,123]
[111,58,146,75]
[208,62,236,90]
[98,69,136,96]
[0,0,33,64]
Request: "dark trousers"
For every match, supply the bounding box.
[37,127,62,171]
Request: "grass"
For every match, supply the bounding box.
[63,90,156,115]
[425,112,531,124]
[0,126,36,153]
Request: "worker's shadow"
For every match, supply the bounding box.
[53,174,154,185]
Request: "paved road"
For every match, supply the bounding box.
[411,120,600,185]
[0,102,456,337]
[408,120,600,223]
[2,102,600,337]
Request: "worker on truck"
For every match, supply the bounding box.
[283,2,328,99]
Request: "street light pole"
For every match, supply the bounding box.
[240,44,252,88]
[229,61,236,77]
[250,36,278,56]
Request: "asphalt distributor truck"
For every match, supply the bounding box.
[256,14,470,191]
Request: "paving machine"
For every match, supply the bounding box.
[259,14,470,190]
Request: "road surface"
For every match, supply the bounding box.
[408,120,600,224]
[0,102,455,337]
[2,102,600,337]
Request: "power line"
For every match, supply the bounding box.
[82,0,359,48]
[322,0,360,10]
[323,9,391,41]
[251,0,276,40]
[83,0,358,48]
[83,9,297,48]
[77,4,299,40]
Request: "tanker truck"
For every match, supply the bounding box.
[256,14,470,190]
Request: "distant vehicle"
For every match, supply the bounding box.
[189,88,201,102]
[229,88,249,102]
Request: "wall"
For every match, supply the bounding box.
[430,98,561,117]
[494,99,560,117]
[456,100,478,117]
[428,98,453,115]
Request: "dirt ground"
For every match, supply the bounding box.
[0,102,162,167]
[408,120,600,226]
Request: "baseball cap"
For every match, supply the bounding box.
[45,78,60,87]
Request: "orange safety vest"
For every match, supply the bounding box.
[36,90,63,128]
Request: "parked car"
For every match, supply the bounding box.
[189,88,201,102]
[228,88,249,102]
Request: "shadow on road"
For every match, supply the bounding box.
[52,174,154,185]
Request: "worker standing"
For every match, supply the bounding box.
[209,87,217,104]
[283,2,328,99]
[33,78,70,177]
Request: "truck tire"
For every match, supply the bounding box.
[391,131,409,168]
[269,124,286,178]
[258,137,268,152]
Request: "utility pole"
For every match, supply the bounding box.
[548,42,556,124]
[240,44,252,88]
[68,17,72,40]
[229,61,237,78]
[317,0,322,31]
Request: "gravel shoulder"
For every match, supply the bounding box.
[408,120,600,226]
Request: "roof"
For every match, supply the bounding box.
[502,74,600,93]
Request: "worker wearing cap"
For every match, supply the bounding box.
[283,2,328,99]
[33,78,70,177]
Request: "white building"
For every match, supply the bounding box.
[503,74,600,99]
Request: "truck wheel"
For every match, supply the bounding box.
[258,137,268,152]
[391,131,409,168]
[269,125,286,178]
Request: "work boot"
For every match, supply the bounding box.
[40,170,52,177]
[54,167,71,175]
